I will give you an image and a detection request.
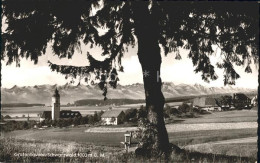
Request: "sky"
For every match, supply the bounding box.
[1,44,258,89]
[1,4,258,90]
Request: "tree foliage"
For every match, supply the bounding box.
[2,1,258,99]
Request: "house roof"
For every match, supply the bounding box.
[193,97,218,107]
[101,110,124,118]
[234,93,250,100]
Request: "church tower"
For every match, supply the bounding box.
[52,88,60,120]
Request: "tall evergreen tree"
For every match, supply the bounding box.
[2,0,258,155]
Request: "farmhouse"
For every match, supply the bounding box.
[101,110,125,125]
[193,97,221,111]
[233,93,252,109]
[215,95,233,111]
[251,95,258,106]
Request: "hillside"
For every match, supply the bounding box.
[1,83,256,105]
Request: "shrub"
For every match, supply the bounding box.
[163,106,180,117]
[22,121,29,129]
[72,117,81,126]
[93,111,98,122]
[1,120,37,132]
[178,104,192,113]
[137,105,147,119]
[52,119,58,126]
[40,120,46,127]
[125,108,138,122]
[80,116,88,124]
[88,115,94,125]
[4,115,11,119]
[96,110,104,121]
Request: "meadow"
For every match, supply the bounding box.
[185,143,257,159]
[0,138,123,162]
[4,125,257,159]
[1,129,256,162]
[4,127,256,146]
[1,108,257,161]
[180,110,257,123]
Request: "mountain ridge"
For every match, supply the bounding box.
[1,83,256,105]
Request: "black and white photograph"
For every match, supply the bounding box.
[0,0,259,162]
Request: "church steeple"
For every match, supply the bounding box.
[52,88,60,97]
[52,88,60,120]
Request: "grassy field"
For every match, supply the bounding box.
[180,110,257,124]
[4,127,256,148]
[168,128,256,146]
[2,128,257,161]
[0,138,123,162]
[4,127,126,147]
[2,109,257,160]
[1,137,255,162]
[185,143,257,159]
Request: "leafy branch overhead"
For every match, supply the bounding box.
[2,1,258,96]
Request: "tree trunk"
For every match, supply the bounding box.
[132,2,170,156]
[137,42,170,155]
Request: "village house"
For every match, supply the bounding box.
[193,97,221,111]
[251,95,258,106]
[215,95,233,111]
[101,110,125,125]
[233,93,252,109]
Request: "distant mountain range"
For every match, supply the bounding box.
[1,83,256,105]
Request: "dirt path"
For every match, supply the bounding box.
[85,122,257,133]
[85,127,137,133]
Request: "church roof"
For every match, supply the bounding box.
[40,110,82,119]
[60,110,81,118]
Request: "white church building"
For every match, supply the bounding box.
[40,88,81,122]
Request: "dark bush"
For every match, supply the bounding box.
[164,106,180,117]
[178,104,192,113]
[4,115,11,119]
[72,117,81,126]
[88,115,94,124]
[125,108,138,122]
[80,116,88,124]
[137,105,147,119]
